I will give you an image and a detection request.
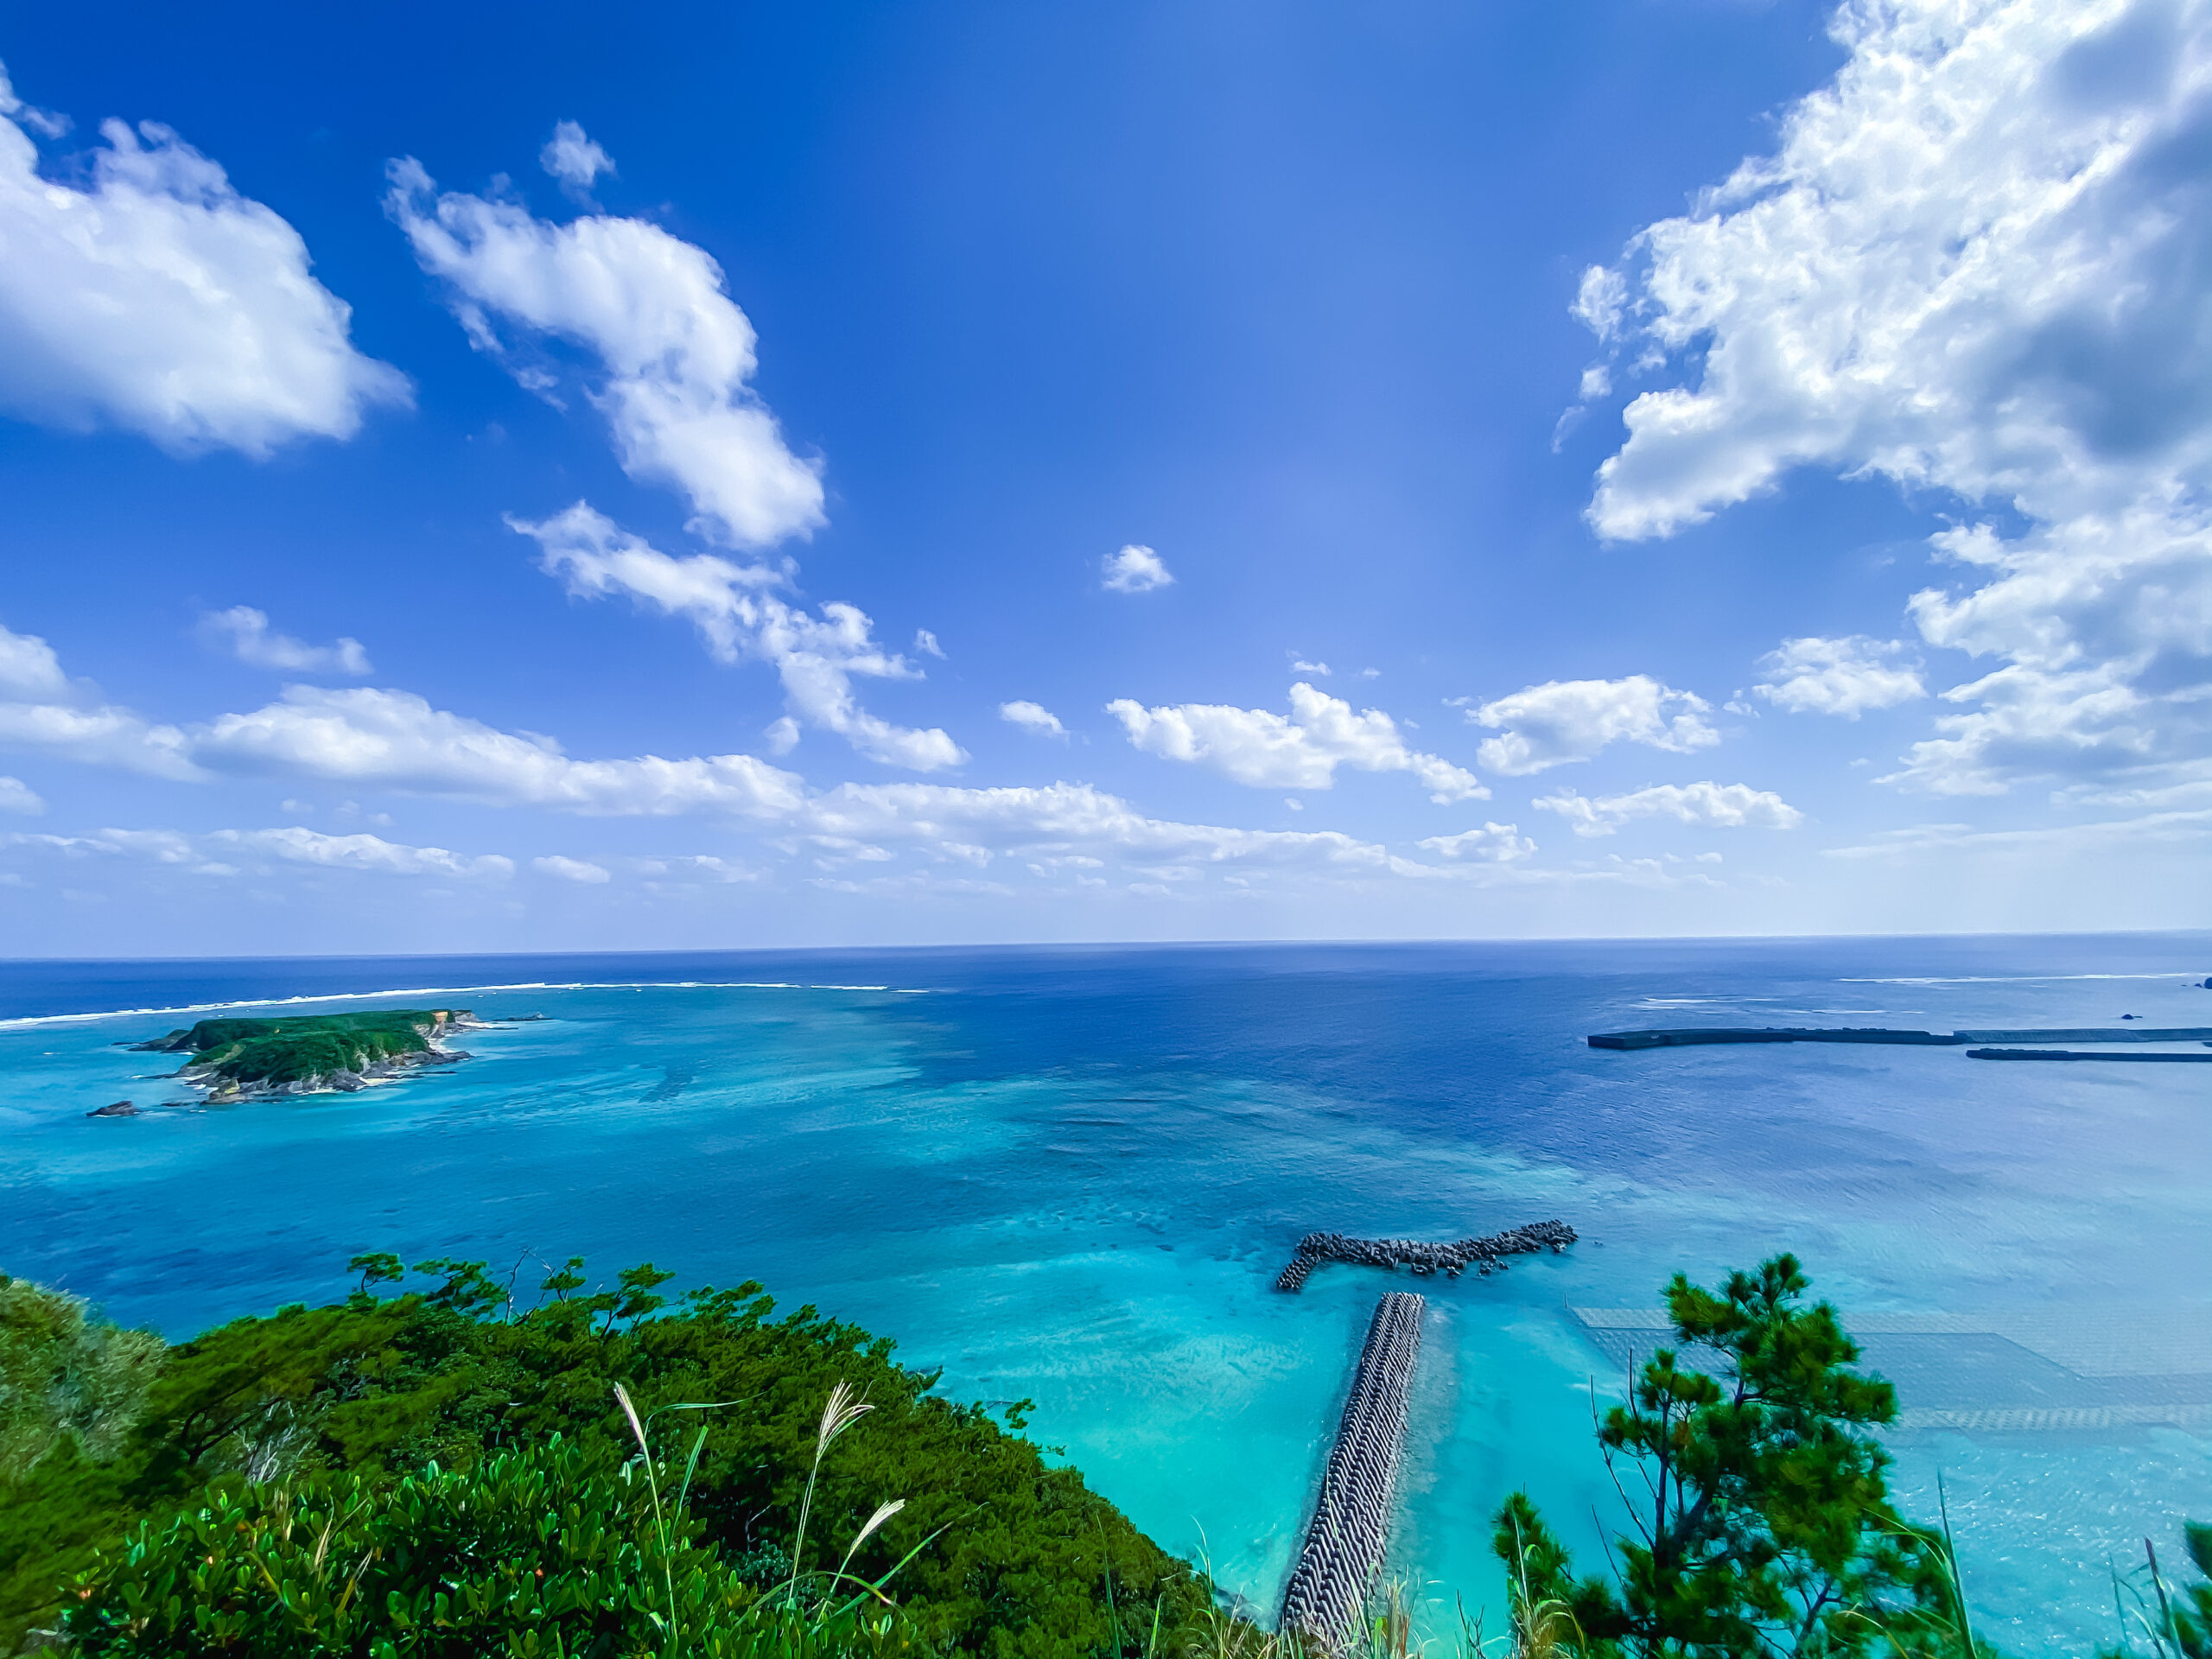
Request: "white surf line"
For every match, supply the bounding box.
[1841,973,2199,984]
[0,979,935,1030]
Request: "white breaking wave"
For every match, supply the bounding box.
[0,979,933,1029]
[1840,975,2199,985]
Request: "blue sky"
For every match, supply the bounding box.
[1,0,2206,955]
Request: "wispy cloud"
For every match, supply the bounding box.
[511,503,962,772]
[387,153,821,548]
[1000,701,1067,740]
[198,607,372,676]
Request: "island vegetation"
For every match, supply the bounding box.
[127,1009,480,1098]
[1,1253,2204,1657]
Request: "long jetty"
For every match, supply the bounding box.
[1967,1047,2212,1062]
[1280,1293,1425,1651]
[1587,1027,2212,1051]
[1275,1220,1576,1292]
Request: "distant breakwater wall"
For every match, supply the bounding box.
[1587,1027,2212,1052]
[1967,1047,2212,1062]
[1275,1220,1576,1293]
[1280,1292,1425,1651]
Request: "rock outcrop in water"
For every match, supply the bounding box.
[1274,1219,1576,1292]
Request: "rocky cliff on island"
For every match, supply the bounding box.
[129,1008,489,1101]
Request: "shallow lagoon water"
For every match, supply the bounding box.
[2,936,2208,1655]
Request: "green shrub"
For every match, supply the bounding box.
[61,1434,931,1658]
[0,1276,163,1480]
[0,1260,1211,1658]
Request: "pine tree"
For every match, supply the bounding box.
[1495,1255,1961,1659]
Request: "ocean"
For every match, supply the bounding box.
[2,935,2207,1654]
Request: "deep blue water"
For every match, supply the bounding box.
[2,936,2208,1653]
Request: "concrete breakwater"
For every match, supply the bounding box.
[1967,1047,2212,1062]
[1588,1026,2212,1052]
[1274,1220,1576,1292]
[1280,1292,1425,1651]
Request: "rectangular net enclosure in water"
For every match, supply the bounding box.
[1280,1292,1426,1651]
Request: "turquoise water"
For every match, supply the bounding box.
[2,938,2208,1653]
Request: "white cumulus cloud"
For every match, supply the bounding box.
[1416,823,1536,861]
[0,64,406,454]
[1534,781,1805,837]
[512,502,963,772]
[387,156,822,549]
[0,775,41,814]
[0,625,64,699]
[1754,636,1925,717]
[1576,0,2212,797]
[1000,700,1067,739]
[0,620,199,779]
[540,120,613,199]
[1102,544,1173,594]
[1109,682,1486,802]
[1467,676,1718,774]
[198,607,372,676]
[534,853,611,883]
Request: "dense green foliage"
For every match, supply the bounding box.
[61,1435,925,1658]
[0,1277,162,1481]
[0,1259,1210,1657]
[130,1012,458,1088]
[1492,1255,1961,1659]
[2171,1527,2212,1658]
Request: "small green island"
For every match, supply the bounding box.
[128,1008,486,1100]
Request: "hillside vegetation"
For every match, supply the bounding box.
[0,1258,1211,1656]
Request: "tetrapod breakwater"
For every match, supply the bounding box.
[1274,1219,1578,1292]
[1279,1292,1425,1652]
